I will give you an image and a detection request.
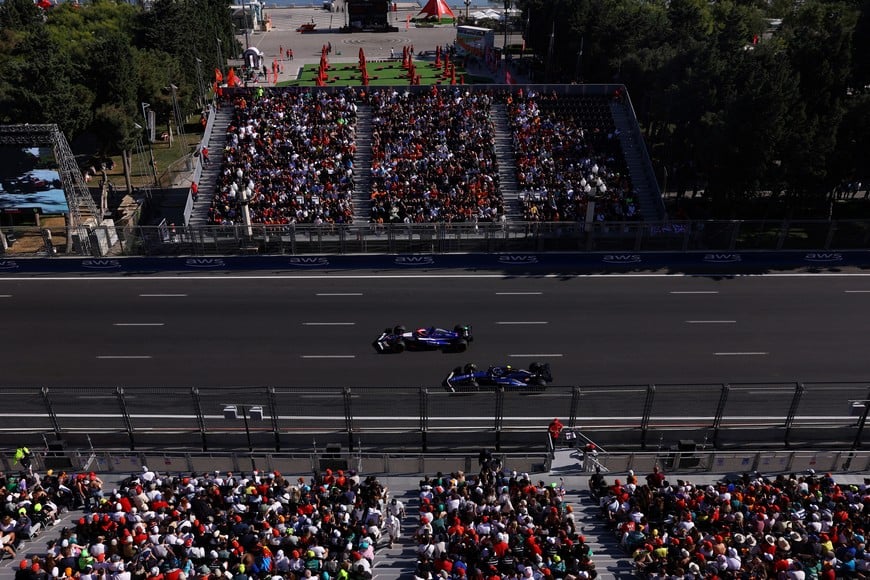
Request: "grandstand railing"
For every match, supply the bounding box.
[3,219,870,256]
[2,448,868,478]
[1,383,867,453]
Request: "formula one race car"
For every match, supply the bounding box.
[443,362,553,391]
[373,325,473,354]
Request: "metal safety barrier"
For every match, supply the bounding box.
[0,383,867,453]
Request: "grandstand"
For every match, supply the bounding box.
[191,85,663,230]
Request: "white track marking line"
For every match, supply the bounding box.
[495,291,543,295]
[302,322,356,326]
[113,323,166,327]
[139,293,188,297]
[300,355,356,359]
[670,291,719,294]
[97,355,153,359]
[509,353,563,358]
[497,321,548,325]
[0,294,12,297]
[316,292,363,296]
[714,352,768,356]
[686,320,736,324]
[844,290,870,293]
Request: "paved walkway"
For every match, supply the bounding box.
[233,6,527,85]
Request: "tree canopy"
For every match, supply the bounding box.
[520,0,868,216]
[0,0,236,155]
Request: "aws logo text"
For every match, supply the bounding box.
[703,254,742,263]
[602,254,641,264]
[394,256,435,265]
[81,259,121,269]
[287,257,329,267]
[185,258,226,268]
[804,253,843,262]
[498,255,539,264]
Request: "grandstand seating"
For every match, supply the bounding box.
[205,87,654,226]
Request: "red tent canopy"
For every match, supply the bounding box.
[416,0,454,19]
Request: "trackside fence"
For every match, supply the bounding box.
[3,220,870,257]
[0,383,868,453]
[1,448,868,478]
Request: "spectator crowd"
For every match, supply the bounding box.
[208,88,358,226]
[591,466,870,578]
[367,88,504,224]
[412,453,597,580]
[203,87,651,227]
[6,465,394,580]
[508,91,638,223]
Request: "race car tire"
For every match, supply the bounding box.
[393,339,406,353]
[529,362,543,374]
[463,363,477,374]
[453,338,469,353]
[394,325,406,335]
[531,377,546,387]
[384,327,392,334]
[453,366,463,375]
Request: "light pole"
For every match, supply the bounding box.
[216,37,224,75]
[223,404,263,471]
[140,102,159,187]
[242,0,250,50]
[502,0,510,58]
[464,0,470,22]
[194,57,207,108]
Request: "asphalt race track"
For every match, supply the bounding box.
[1,272,869,388]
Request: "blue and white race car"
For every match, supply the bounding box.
[443,362,553,391]
[373,325,473,354]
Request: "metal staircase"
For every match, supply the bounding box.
[609,103,664,221]
[187,107,234,227]
[491,103,522,221]
[351,104,373,223]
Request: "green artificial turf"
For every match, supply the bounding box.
[277,59,492,87]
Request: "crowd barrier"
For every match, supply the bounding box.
[0,249,868,273]
[3,219,870,259]
[1,383,867,453]
[1,448,867,478]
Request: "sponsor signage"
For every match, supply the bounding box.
[394,256,435,266]
[602,254,641,264]
[703,254,742,263]
[498,255,539,264]
[804,253,843,263]
[287,257,330,267]
[0,260,19,270]
[81,259,122,269]
[185,258,226,268]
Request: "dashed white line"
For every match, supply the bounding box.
[316,293,363,296]
[844,290,870,293]
[670,291,719,294]
[97,355,153,359]
[0,294,12,298]
[496,292,543,295]
[300,355,356,359]
[686,320,736,324]
[302,322,356,326]
[113,323,166,327]
[714,352,768,356]
[139,293,187,297]
[497,321,549,325]
[509,353,563,358]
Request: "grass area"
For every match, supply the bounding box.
[5,215,67,255]
[278,59,490,87]
[103,125,203,190]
